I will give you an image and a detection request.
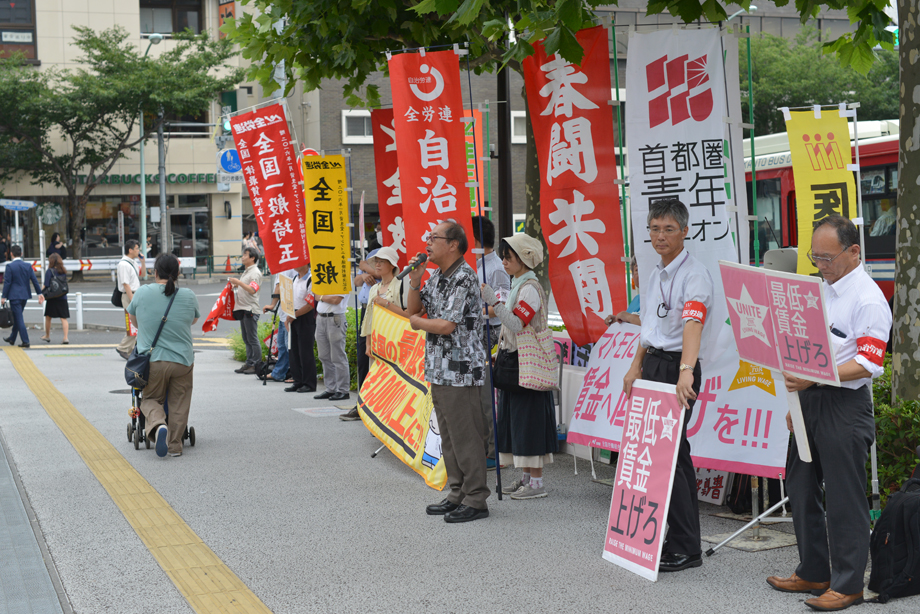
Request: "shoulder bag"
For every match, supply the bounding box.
[515,280,559,391]
[125,291,177,390]
[43,271,69,299]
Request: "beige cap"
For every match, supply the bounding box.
[502,234,544,269]
[371,246,399,267]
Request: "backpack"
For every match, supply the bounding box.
[868,477,920,602]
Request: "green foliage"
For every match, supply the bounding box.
[740,26,898,136]
[227,309,361,390]
[0,26,244,257]
[870,356,920,506]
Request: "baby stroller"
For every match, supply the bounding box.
[127,387,195,450]
[256,298,281,385]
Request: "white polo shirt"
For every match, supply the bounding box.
[824,264,891,390]
[640,248,714,354]
[315,293,348,315]
[292,271,313,312]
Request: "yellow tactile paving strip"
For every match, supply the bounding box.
[3,347,272,614]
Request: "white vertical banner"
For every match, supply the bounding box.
[622,27,788,478]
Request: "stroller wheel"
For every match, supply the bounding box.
[145,431,151,449]
[127,423,133,442]
[133,427,140,450]
[189,427,196,447]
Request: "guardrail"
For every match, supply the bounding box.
[22,293,122,331]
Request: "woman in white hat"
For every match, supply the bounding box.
[480,234,558,499]
[360,246,409,356]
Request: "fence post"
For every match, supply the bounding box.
[75,292,84,331]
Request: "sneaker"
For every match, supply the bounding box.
[502,479,525,494]
[155,425,168,458]
[486,458,496,471]
[339,407,360,421]
[510,484,547,500]
[168,452,182,457]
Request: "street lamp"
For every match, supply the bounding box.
[138,32,162,271]
[727,5,757,21]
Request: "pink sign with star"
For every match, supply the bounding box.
[719,261,781,371]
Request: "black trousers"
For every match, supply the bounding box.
[642,351,702,557]
[289,311,317,389]
[356,307,369,387]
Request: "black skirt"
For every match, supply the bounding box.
[496,386,558,457]
[44,295,70,319]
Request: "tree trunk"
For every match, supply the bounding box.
[892,0,920,402]
[523,98,551,298]
[67,191,85,260]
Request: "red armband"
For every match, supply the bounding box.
[681,301,707,324]
[856,336,885,366]
[512,300,537,325]
[306,295,316,308]
[249,281,260,291]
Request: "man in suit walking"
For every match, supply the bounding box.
[1,245,44,348]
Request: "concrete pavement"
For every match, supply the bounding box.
[1,332,918,613]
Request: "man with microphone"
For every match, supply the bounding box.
[406,220,490,523]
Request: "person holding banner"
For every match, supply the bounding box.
[481,234,558,499]
[407,221,490,523]
[360,247,408,342]
[340,250,382,421]
[262,270,296,383]
[285,263,317,393]
[767,215,891,612]
[622,198,713,572]
[229,247,263,375]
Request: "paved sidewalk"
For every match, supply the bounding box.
[1,341,917,613]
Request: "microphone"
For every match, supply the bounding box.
[396,253,428,280]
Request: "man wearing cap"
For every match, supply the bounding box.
[767,215,891,612]
[407,220,490,523]
[623,198,714,572]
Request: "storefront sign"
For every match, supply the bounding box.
[302,155,352,295]
[74,173,219,185]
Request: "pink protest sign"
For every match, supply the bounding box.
[603,379,685,582]
[719,261,781,371]
[765,269,839,386]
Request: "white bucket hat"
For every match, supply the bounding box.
[371,246,400,267]
[502,234,544,269]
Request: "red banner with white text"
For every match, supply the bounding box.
[370,108,407,268]
[388,50,475,268]
[230,103,310,274]
[524,25,626,348]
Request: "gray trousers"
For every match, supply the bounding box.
[117,294,137,355]
[788,384,875,595]
[316,313,350,393]
[431,383,491,510]
[239,312,261,366]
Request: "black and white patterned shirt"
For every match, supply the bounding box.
[419,258,485,387]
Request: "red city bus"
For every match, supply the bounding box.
[744,120,898,301]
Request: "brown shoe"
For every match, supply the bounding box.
[766,573,830,594]
[804,589,864,611]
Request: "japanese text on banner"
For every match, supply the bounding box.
[230,103,309,273]
[370,109,407,268]
[302,155,352,294]
[523,25,626,348]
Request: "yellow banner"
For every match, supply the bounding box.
[302,155,352,294]
[279,274,295,319]
[784,110,857,276]
[358,307,446,490]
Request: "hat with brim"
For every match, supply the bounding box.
[502,234,543,269]
[371,246,399,267]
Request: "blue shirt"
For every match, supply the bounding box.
[627,294,640,314]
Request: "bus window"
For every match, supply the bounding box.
[747,177,783,264]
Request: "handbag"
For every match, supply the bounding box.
[111,283,123,308]
[0,303,12,329]
[492,348,520,391]
[515,280,559,391]
[43,272,69,299]
[125,291,177,390]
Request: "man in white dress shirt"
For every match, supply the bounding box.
[767,215,891,612]
[623,198,714,573]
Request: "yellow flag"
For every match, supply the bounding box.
[784,110,857,276]
[302,155,352,294]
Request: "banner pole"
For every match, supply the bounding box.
[610,17,633,299]
[748,25,760,267]
[720,26,744,266]
[346,149,364,397]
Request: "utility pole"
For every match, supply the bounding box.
[496,66,513,238]
[158,108,168,255]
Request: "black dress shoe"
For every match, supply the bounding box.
[4,336,15,345]
[426,498,460,516]
[18,343,30,348]
[444,504,489,523]
[314,390,333,399]
[330,392,350,401]
[284,384,303,392]
[297,386,316,393]
[658,552,702,572]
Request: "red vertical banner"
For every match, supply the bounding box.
[370,108,407,268]
[230,103,309,273]
[388,50,475,267]
[524,25,627,347]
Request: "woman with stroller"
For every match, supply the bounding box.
[480,234,558,499]
[40,252,70,344]
[127,253,200,458]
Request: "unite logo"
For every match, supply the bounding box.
[802,132,846,172]
[645,54,713,128]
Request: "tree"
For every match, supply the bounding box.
[741,26,899,136]
[0,26,244,258]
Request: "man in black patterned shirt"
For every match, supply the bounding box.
[407,220,490,523]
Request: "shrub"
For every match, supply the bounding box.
[227,308,360,390]
[871,356,920,504]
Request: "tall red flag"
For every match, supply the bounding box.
[523,25,627,347]
[388,50,475,268]
[370,109,407,268]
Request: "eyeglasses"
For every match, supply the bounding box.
[807,247,847,265]
[649,226,681,236]
[426,234,448,243]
